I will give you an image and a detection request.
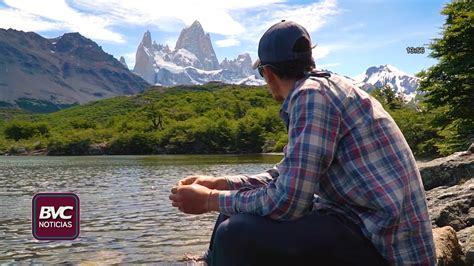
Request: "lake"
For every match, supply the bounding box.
[0,154,283,264]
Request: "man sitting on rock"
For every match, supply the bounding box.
[170,20,436,266]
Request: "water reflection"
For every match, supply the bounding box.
[0,155,282,264]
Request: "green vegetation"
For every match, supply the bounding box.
[14,98,77,113]
[370,87,439,157]
[0,84,288,155]
[0,81,457,158]
[0,80,469,157]
[417,0,473,155]
[4,120,49,141]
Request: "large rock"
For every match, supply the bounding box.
[422,146,474,265]
[433,226,465,266]
[457,227,474,265]
[419,151,474,190]
[426,179,473,265]
[426,178,474,232]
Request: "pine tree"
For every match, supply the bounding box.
[417,0,474,155]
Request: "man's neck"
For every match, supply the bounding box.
[279,79,298,99]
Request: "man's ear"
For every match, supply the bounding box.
[264,66,276,85]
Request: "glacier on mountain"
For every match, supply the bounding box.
[353,64,420,100]
[133,21,264,86]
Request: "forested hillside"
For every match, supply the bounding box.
[0,82,455,158]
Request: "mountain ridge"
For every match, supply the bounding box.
[353,64,420,99]
[0,28,150,112]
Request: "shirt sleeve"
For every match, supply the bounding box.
[224,166,280,190]
[218,88,341,221]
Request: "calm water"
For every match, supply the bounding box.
[0,154,282,264]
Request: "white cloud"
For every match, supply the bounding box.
[164,38,177,51]
[311,43,350,61]
[342,23,365,32]
[124,52,136,70]
[215,38,240,47]
[271,0,339,32]
[318,62,340,68]
[71,0,283,36]
[314,46,331,60]
[2,0,125,43]
[0,0,340,50]
[232,0,340,50]
[0,9,59,32]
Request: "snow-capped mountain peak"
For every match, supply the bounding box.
[133,22,264,86]
[354,64,420,100]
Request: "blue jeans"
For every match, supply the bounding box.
[205,211,388,266]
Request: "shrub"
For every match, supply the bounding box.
[4,121,49,140]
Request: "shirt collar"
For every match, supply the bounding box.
[279,77,308,130]
[279,76,307,118]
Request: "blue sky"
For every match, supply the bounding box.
[0,0,449,77]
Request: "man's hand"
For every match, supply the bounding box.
[177,175,229,190]
[169,184,212,214]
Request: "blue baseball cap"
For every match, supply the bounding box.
[252,20,314,69]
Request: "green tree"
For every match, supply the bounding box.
[109,132,156,154]
[417,0,474,155]
[143,99,164,131]
[69,118,96,129]
[370,86,403,110]
[4,121,49,140]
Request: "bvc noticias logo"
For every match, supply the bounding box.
[32,193,80,240]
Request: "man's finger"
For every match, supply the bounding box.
[169,194,180,201]
[172,201,181,208]
[178,176,199,186]
[171,186,179,194]
[176,178,188,186]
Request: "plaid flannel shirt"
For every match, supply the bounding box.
[218,74,436,265]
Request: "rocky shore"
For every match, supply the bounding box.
[420,144,473,265]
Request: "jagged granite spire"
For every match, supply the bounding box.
[119,56,128,69]
[174,20,219,70]
[131,23,265,86]
[142,30,152,49]
[133,30,156,84]
[220,53,254,77]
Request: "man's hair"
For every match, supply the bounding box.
[268,37,315,80]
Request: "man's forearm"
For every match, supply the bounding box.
[224,170,278,190]
[208,190,229,212]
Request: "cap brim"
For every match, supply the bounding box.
[252,58,261,70]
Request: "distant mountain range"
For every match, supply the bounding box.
[0,29,149,112]
[352,64,420,100]
[0,24,422,113]
[133,21,261,86]
[131,21,421,94]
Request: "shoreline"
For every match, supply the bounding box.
[1,152,285,157]
[2,152,440,161]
